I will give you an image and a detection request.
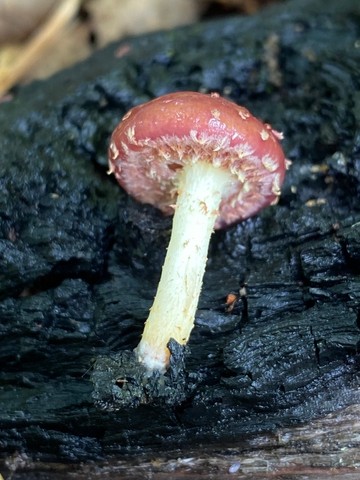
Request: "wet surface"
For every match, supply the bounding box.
[0,0,360,476]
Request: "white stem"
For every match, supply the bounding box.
[135,161,233,372]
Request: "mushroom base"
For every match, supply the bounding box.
[92,339,189,408]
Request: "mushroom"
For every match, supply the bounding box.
[108,91,287,374]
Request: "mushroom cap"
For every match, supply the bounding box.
[108,91,287,229]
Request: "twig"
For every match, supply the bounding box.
[0,0,81,96]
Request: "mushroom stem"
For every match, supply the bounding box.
[135,160,233,373]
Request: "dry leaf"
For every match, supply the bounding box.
[0,0,81,95]
[86,0,201,48]
[0,0,56,43]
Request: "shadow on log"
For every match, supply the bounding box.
[0,0,360,477]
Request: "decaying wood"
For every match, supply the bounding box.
[2,404,360,478]
[0,0,359,478]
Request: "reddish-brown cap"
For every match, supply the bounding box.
[108,91,287,229]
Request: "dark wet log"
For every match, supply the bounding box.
[2,405,360,478]
[1,0,360,477]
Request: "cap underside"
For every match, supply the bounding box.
[109,131,283,229]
